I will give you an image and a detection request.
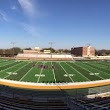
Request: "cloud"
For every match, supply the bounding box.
[18,0,35,17]
[11,6,17,10]
[18,0,47,38]
[22,23,40,37]
[0,11,8,21]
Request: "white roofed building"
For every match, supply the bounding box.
[23,47,41,54]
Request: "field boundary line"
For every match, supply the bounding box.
[51,61,56,83]
[85,62,110,77]
[0,60,15,67]
[19,62,38,81]
[88,62,110,73]
[4,75,15,80]
[59,62,74,82]
[3,62,25,79]
[0,62,22,73]
[37,62,45,83]
[0,60,8,64]
[0,60,12,66]
[65,62,90,81]
[3,62,28,79]
[75,63,104,80]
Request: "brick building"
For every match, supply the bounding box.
[71,46,95,57]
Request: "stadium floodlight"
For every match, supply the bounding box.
[87,43,91,47]
[11,42,15,58]
[3,49,5,57]
[49,42,55,59]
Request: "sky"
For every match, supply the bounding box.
[0,0,110,50]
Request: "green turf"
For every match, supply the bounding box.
[77,62,110,79]
[0,61,25,78]
[52,62,72,82]
[61,62,88,82]
[6,62,36,80]
[38,62,55,83]
[0,59,109,83]
[21,62,43,82]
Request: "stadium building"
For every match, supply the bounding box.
[71,46,95,57]
[1,46,110,110]
[1,51,110,109]
[23,47,41,54]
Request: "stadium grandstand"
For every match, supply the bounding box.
[1,84,110,110]
[1,47,110,110]
[1,0,110,109]
[16,54,73,60]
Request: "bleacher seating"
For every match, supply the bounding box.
[72,96,110,110]
[16,54,73,60]
[0,86,71,110]
[2,85,110,110]
[0,95,70,110]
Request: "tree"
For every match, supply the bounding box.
[11,47,23,55]
[57,49,64,54]
[0,47,22,56]
[96,49,110,56]
[63,49,71,54]
[0,49,3,54]
[24,48,32,50]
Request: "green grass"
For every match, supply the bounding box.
[0,59,110,83]
[21,62,43,82]
[39,62,55,83]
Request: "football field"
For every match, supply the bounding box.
[0,59,110,83]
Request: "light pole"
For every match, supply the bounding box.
[3,49,5,57]
[49,42,54,59]
[11,42,15,58]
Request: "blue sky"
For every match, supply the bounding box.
[0,0,110,49]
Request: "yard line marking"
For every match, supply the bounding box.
[0,60,8,63]
[3,62,27,79]
[0,59,11,64]
[75,63,104,80]
[65,62,90,81]
[59,62,74,82]
[19,68,33,81]
[89,62,110,72]
[37,62,45,83]
[51,61,56,83]
[3,61,25,78]
[85,62,110,77]
[0,60,15,67]
[0,62,22,73]
[4,74,12,79]
[19,62,38,81]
